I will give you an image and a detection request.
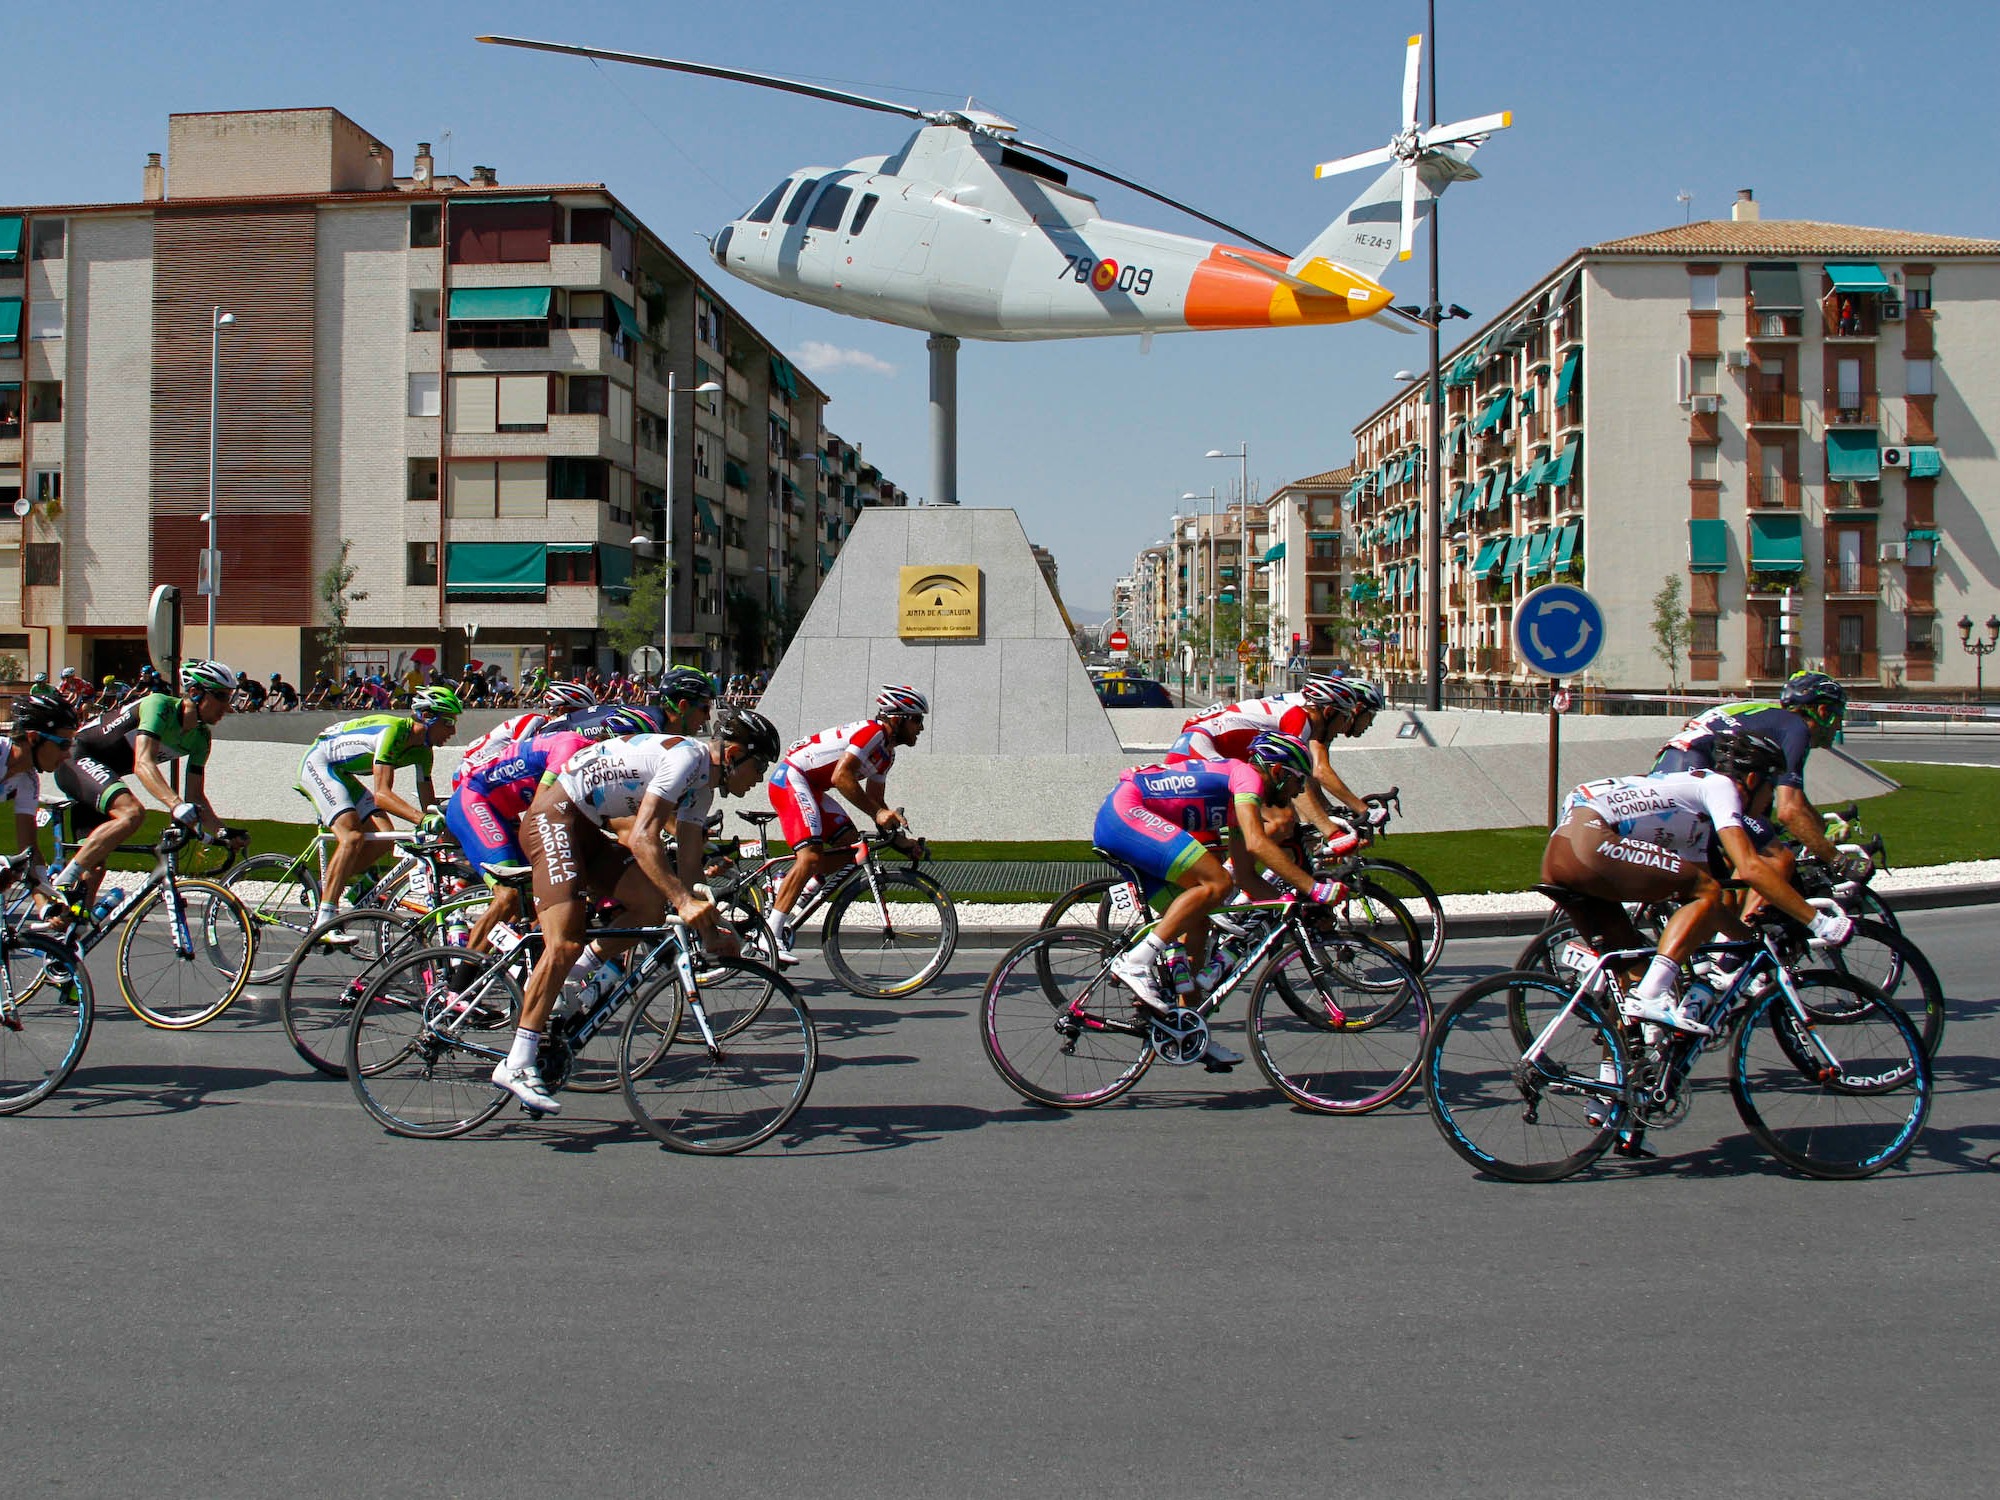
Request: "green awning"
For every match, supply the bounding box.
[1526,530,1555,575]
[1554,350,1580,407]
[1907,445,1942,479]
[1553,520,1581,570]
[723,460,749,490]
[445,541,546,596]
[1503,536,1529,574]
[1261,541,1286,564]
[1688,518,1729,573]
[610,295,645,342]
[598,545,633,592]
[770,356,799,399]
[1748,513,1805,573]
[447,286,552,321]
[1471,538,1504,576]
[0,298,19,345]
[1825,263,1892,293]
[1826,429,1880,481]
[1518,385,1537,413]
[693,555,714,574]
[545,541,594,554]
[1748,264,1803,311]
[1472,390,1512,435]
[1487,463,1512,507]
[1906,527,1941,542]
[693,494,719,530]
[0,217,20,261]
[1547,437,1580,487]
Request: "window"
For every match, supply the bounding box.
[408,372,440,418]
[23,542,59,587]
[743,180,791,224]
[27,381,60,423]
[0,386,19,435]
[805,183,852,232]
[567,376,607,415]
[497,373,548,431]
[448,200,559,265]
[548,457,609,501]
[725,513,748,549]
[608,383,633,446]
[1692,615,1719,654]
[1906,614,1937,654]
[496,461,547,519]
[409,204,441,248]
[1311,536,1339,561]
[450,375,496,434]
[407,458,438,503]
[28,302,62,341]
[1691,446,1718,481]
[406,541,438,585]
[29,220,64,261]
[1690,357,1718,396]
[447,461,496,519]
[1905,274,1931,313]
[1689,272,1718,311]
[567,290,606,330]
[849,193,879,235]
[607,467,634,526]
[1906,358,1934,397]
[547,549,596,585]
[693,435,711,480]
[31,469,58,504]
[780,178,821,225]
[410,290,441,331]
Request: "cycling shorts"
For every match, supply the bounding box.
[1541,809,1702,908]
[443,786,522,879]
[518,787,630,912]
[768,763,855,847]
[1092,779,1209,895]
[296,750,378,827]
[51,755,135,834]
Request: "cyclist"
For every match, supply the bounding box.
[234,673,268,712]
[267,672,299,712]
[453,679,600,787]
[302,670,336,708]
[1651,671,1858,878]
[442,727,597,954]
[653,666,717,736]
[295,687,461,933]
[28,673,59,704]
[57,667,88,709]
[496,711,782,1112]
[1336,677,1386,738]
[45,660,242,913]
[1543,727,1853,1036]
[4,694,79,893]
[1097,731,1335,1067]
[761,685,928,965]
[1169,677,1386,840]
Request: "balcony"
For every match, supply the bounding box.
[1746,474,1801,510]
[1823,301,1881,340]
[1824,479,1881,513]
[1745,389,1800,425]
[1823,388,1878,425]
[1824,563,1879,598]
[1746,311,1803,340]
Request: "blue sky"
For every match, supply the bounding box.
[15,1,1998,616]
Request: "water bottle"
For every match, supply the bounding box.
[90,886,126,923]
[351,867,380,900]
[1683,980,1720,1028]
[1163,947,1196,1004]
[444,912,470,948]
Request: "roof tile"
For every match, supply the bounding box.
[1590,219,2000,256]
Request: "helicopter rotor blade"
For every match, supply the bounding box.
[476,36,931,122]
[1312,144,1397,181]
[1424,110,1512,148]
[1010,139,1286,256]
[1401,33,1423,134]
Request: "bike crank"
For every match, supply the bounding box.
[1148,1007,1209,1066]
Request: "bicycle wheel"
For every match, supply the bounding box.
[620,960,816,1154]
[0,934,94,1115]
[979,929,1153,1108]
[116,878,254,1029]
[1038,877,1142,937]
[277,909,418,1076]
[345,946,512,1139]
[1247,932,1429,1114]
[1813,919,1946,1058]
[822,867,958,998]
[1327,880,1423,974]
[1425,971,1629,1182]
[1351,859,1448,975]
[222,850,322,985]
[1732,974,1930,1179]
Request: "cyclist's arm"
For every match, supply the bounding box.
[628,793,711,929]
[1774,784,1840,864]
[180,765,230,838]
[1715,825,1819,924]
[369,761,425,825]
[1285,776,1341,838]
[1224,824,1283,903]
[1236,795,1316,895]
[830,756,897,831]
[129,733,185,811]
[1307,737,1369,817]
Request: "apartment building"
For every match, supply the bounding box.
[0,106,906,685]
[1346,193,2000,694]
[1258,466,1353,674]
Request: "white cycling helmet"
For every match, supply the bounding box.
[179,659,239,696]
[875,684,930,718]
[543,680,599,715]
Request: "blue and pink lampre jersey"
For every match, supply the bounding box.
[458,732,593,822]
[1119,759,1264,843]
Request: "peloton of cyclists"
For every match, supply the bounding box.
[1170,676,1388,842]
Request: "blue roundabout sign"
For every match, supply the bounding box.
[1512,584,1605,678]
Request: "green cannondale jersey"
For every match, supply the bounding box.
[304,714,435,782]
[74,692,212,776]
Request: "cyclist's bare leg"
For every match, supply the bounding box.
[65,790,146,892]
[1156,851,1232,953]
[464,882,521,952]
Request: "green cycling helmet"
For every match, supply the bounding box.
[411,686,464,719]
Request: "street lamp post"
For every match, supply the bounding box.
[662,372,722,671]
[1183,489,1219,697]
[204,307,235,659]
[1959,614,2000,704]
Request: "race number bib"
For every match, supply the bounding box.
[1107,881,1142,923]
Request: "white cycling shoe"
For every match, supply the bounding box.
[1620,991,1713,1038]
[491,1060,561,1114]
[1111,955,1172,1016]
[765,920,800,968]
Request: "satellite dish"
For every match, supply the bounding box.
[12,498,29,517]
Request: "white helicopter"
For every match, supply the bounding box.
[478,33,1508,501]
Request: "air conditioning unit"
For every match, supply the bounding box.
[1882,446,1910,468]
[1691,394,1720,414]
[1879,541,1906,563]
[1880,296,1904,322]
[1725,351,1752,369]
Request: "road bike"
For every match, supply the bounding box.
[0,852,97,1115]
[705,810,957,997]
[1425,897,1930,1182]
[346,912,813,1153]
[982,849,1430,1113]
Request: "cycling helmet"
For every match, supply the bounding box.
[1297,676,1361,714]
[542,680,599,715]
[598,706,658,736]
[411,686,464,719]
[1709,726,1788,784]
[718,708,782,763]
[59,667,77,679]
[179,659,238,696]
[1340,678,1386,713]
[659,666,717,705]
[1779,670,1847,727]
[12,694,79,738]
[1247,730,1315,782]
[32,672,47,685]
[102,675,117,686]
[876,684,930,718]
[269,672,282,682]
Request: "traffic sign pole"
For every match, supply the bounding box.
[1513,585,1605,834]
[1546,678,1561,830]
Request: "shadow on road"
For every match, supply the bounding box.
[775,1100,1072,1155]
[33,1062,303,1117]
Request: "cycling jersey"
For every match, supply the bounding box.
[2,767,37,813]
[1561,771,1746,865]
[445,732,593,877]
[454,712,549,787]
[72,693,212,777]
[778,719,897,792]
[304,714,435,782]
[1169,696,1314,763]
[552,735,713,828]
[1652,702,1812,791]
[549,703,660,740]
[1093,760,1265,891]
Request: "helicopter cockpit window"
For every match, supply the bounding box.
[806,184,853,232]
[743,180,791,224]
[780,177,822,226]
[848,194,880,236]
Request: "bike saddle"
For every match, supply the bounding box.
[740,811,780,829]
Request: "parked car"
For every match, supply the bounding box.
[1094,676,1174,708]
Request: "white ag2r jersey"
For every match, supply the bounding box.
[1562,770,1746,862]
[554,735,713,828]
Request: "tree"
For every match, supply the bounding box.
[316,541,368,671]
[603,562,667,659]
[1650,573,1694,689]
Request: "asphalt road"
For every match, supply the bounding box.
[4,908,1996,1498]
[1855,732,2000,767]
